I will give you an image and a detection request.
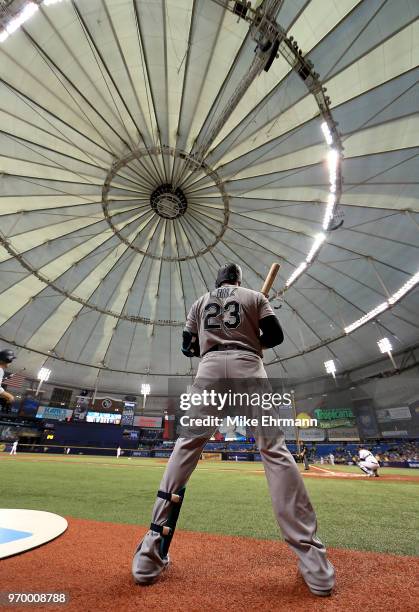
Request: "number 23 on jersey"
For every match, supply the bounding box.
[203,301,241,330]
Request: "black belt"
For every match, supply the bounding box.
[202,343,260,357]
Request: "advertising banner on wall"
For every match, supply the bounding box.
[299,428,326,442]
[133,416,162,428]
[36,406,73,421]
[312,407,356,429]
[327,427,360,441]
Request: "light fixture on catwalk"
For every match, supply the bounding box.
[36,367,51,396]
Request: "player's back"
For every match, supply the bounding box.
[187,285,273,357]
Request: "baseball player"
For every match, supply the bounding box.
[117,446,121,458]
[300,443,310,471]
[132,264,335,596]
[357,446,379,477]
[0,349,16,407]
[10,440,18,455]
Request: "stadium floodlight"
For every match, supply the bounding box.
[324,360,336,377]
[38,367,51,382]
[306,233,326,263]
[5,2,38,34]
[0,30,8,42]
[141,383,151,396]
[377,337,392,354]
[327,148,339,173]
[323,193,336,230]
[141,383,151,411]
[36,367,51,395]
[344,302,388,334]
[321,121,333,145]
[43,0,65,5]
[343,271,419,336]
[388,270,419,305]
[285,262,307,288]
[377,337,397,370]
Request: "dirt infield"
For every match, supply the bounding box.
[1,518,418,612]
[303,465,419,482]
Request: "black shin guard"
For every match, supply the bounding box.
[150,487,186,559]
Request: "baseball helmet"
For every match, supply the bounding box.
[0,349,16,364]
[215,263,242,288]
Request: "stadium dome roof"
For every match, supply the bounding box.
[0,0,418,393]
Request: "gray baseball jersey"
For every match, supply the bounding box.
[185,285,274,356]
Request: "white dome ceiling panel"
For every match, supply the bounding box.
[287,0,361,54]
[340,184,419,212]
[210,72,311,165]
[226,140,325,181]
[276,0,309,31]
[0,275,46,322]
[20,298,84,354]
[210,72,312,161]
[306,0,418,80]
[212,1,418,166]
[177,0,249,153]
[0,0,418,390]
[173,0,229,154]
[326,22,418,110]
[0,78,114,166]
[213,121,324,181]
[282,294,343,344]
[332,68,419,133]
[1,52,126,158]
[342,117,419,158]
[0,292,66,345]
[342,212,419,253]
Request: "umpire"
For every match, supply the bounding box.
[300,443,310,471]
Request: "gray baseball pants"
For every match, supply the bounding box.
[132,351,335,592]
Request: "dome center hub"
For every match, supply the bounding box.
[150,184,187,219]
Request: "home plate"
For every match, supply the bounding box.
[0,510,68,559]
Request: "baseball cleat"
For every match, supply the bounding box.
[308,586,333,597]
[299,559,335,598]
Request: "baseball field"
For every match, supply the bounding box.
[1,454,418,611]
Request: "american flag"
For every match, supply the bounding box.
[6,371,27,389]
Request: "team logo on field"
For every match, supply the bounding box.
[0,509,67,559]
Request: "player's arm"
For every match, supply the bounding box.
[181,330,200,358]
[0,385,14,403]
[181,302,201,358]
[259,315,284,349]
[257,293,284,349]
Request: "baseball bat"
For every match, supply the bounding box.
[260,262,280,297]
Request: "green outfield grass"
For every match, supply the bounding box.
[0,454,418,556]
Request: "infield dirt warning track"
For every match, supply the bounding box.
[0,517,418,612]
